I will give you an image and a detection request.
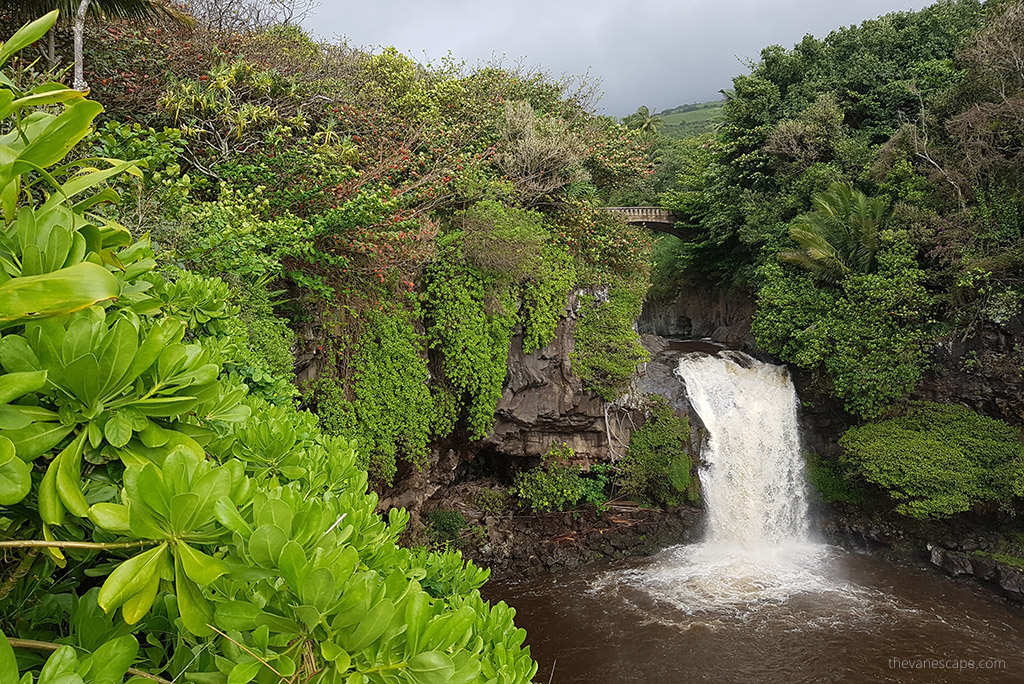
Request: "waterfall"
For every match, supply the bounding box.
[676,351,810,547]
[598,350,833,612]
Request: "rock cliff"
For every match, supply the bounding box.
[486,300,622,463]
[638,288,755,348]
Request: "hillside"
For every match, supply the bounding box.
[658,99,725,137]
[0,8,655,682]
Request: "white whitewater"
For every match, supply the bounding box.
[677,351,810,547]
[596,351,860,615]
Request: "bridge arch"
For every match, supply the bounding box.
[604,207,691,241]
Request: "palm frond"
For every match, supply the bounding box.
[780,182,888,283]
[1,0,193,26]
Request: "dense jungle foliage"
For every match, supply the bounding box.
[618,0,1024,519]
[6,0,1024,679]
[0,2,654,492]
[0,3,662,680]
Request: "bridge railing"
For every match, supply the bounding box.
[605,206,674,222]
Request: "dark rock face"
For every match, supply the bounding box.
[487,306,619,463]
[917,323,1024,428]
[928,545,1024,601]
[383,293,718,574]
[929,544,974,576]
[825,510,1024,604]
[638,288,756,349]
[378,447,463,515]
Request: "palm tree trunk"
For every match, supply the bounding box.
[73,0,92,91]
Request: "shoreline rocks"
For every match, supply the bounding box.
[823,508,1024,604]
[462,504,704,579]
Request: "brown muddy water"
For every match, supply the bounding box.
[485,544,1024,684]
[487,352,1024,683]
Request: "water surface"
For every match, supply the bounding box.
[487,351,1024,682]
[487,545,1024,683]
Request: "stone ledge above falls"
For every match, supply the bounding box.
[639,288,756,349]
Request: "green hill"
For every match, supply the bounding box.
[657,99,725,138]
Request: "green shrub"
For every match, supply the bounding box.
[426,509,468,546]
[475,487,510,516]
[753,243,936,419]
[804,452,867,505]
[152,265,297,404]
[512,444,608,512]
[460,200,549,280]
[616,399,696,507]
[839,402,1024,518]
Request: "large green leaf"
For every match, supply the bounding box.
[0,369,46,403]
[85,635,139,684]
[37,644,77,683]
[120,564,161,626]
[174,553,214,636]
[3,420,74,460]
[16,99,104,173]
[38,448,64,526]
[407,652,456,684]
[0,435,31,504]
[0,629,18,683]
[88,502,130,533]
[214,498,252,536]
[0,404,50,430]
[177,541,228,586]
[0,262,118,328]
[97,544,167,615]
[214,601,262,632]
[227,662,261,684]
[0,11,59,68]
[341,599,395,653]
[248,524,288,569]
[54,431,88,517]
[2,89,84,120]
[42,160,140,213]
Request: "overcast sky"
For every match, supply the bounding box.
[301,0,936,117]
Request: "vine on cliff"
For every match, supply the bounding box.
[571,282,649,401]
[309,295,435,485]
[521,243,577,354]
[425,232,518,440]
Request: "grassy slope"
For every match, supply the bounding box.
[658,102,724,125]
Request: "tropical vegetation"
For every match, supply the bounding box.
[0,8,657,682]
[626,0,1024,518]
[6,0,1024,678]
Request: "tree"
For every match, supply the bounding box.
[623,104,662,137]
[780,183,888,283]
[181,0,318,32]
[0,0,191,87]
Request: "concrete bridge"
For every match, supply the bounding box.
[605,207,690,240]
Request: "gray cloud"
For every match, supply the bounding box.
[302,0,936,116]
